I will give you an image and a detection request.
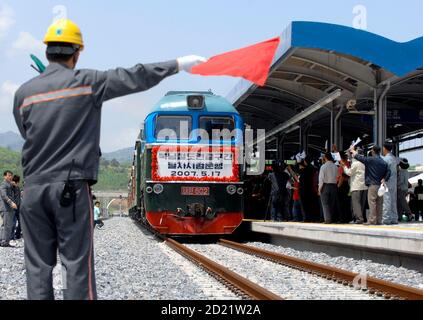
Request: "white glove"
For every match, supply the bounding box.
[177,55,207,73]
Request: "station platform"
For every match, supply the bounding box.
[242,220,423,272]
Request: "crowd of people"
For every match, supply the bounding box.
[0,171,22,247]
[0,170,105,249]
[245,142,423,226]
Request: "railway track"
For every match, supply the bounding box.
[136,220,423,300]
[165,238,282,300]
[135,219,282,300]
[218,239,423,301]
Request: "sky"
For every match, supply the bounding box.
[0,0,422,163]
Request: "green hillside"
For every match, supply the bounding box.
[0,147,22,177]
[93,158,131,191]
[0,147,130,191]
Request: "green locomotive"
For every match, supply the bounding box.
[128,91,245,235]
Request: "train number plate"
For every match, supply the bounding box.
[181,187,210,196]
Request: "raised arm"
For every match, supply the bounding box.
[90,61,179,105]
[353,154,367,165]
[91,56,206,106]
[342,161,356,177]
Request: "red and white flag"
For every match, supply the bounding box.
[191,37,280,87]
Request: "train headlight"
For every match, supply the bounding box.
[146,186,153,194]
[153,184,164,195]
[237,188,244,195]
[187,95,205,110]
[226,185,237,195]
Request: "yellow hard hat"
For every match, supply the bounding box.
[44,19,84,49]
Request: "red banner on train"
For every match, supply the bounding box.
[151,146,240,183]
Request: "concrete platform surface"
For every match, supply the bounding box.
[247,221,423,257]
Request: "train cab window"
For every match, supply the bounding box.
[155,116,192,140]
[199,117,235,141]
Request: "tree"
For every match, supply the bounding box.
[110,159,120,167]
[100,158,110,167]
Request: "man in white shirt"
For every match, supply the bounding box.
[342,148,368,224]
[319,153,339,224]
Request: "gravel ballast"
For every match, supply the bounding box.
[2,217,421,300]
[187,244,385,300]
[245,242,423,291]
[0,218,238,300]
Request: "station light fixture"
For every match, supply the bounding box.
[146,186,153,194]
[187,95,205,110]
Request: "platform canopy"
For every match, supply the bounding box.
[227,21,423,156]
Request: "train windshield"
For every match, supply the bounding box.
[155,116,192,140]
[199,117,235,140]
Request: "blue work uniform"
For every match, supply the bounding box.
[13,60,179,300]
[0,180,15,245]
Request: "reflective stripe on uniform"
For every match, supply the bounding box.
[86,183,95,301]
[19,86,93,110]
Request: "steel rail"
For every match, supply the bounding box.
[165,238,283,300]
[219,239,423,300]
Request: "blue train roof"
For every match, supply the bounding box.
[150,91,239,114]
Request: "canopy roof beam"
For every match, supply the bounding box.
[238,102,294,122]
[266,78,327,103]
[253,89,342,146]
[252,88,312,107]
[292,49,378,89]
[273,65,357,94]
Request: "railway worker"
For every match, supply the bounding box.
[0,171,18,248]
[381,143,399,225]
[350,146,390,225]
[12,18,206,300]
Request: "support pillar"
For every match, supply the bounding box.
[277,134,286,162]
[300,122,311,154]
[375,82,391,147]
[377,94,388,147]
[334,105,344,151]
[330,106,335,151]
